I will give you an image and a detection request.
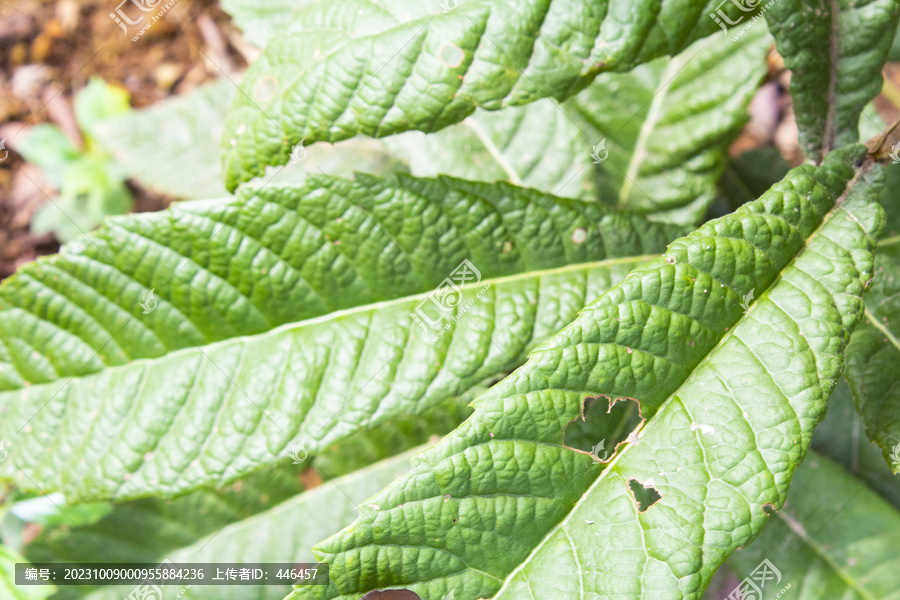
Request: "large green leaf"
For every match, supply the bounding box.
[215,1,769,219]
[0,174,679,502]
[810,379,900,507]
[219,0,316,48]
[721,380,900,597]
[383,100,596,201]
[387,27,771,224]
[71,447,423,600]
[19,396,469,563]
[293,144,886,600]
[18,397,470,600]
[714,148,791,218]
[93,79,237,200]
[21,468,306,566]
[844,162,900,473]
[17,469,305,600]
[727,452,900,600]
[0,546,53,600]
[220,0,755,190]
[92,80,405,202]
[765,0,899,163]
[892,17,900,61]
[567,27,769,223]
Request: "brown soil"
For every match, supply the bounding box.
[0,0,247,277]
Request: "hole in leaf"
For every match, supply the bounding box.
[562,395,644,462]
[763,503,777,516]
[360,590,421,600]
[627,479,661,512]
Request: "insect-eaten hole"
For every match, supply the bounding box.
[360,589,421,600]
[562,395,644,463]
[763,503,777,516]
[627,479,661,512]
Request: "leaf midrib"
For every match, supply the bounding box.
[493,165,869,597]
[1,255,657,396]
[776,501,878,600]
[864,308,900,355]
[877,234,900,247]
[616,50,689,209]
[463,117,524,185]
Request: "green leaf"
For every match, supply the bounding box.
[92,79,406,201]
[310,396,474,479]
[569,27,770,223]
[387,27,771,224]
[20,396,468,563]
[16,468,306,600]
[93,80,237,200]
[859,101,888,141]
[15,125,80,187]
[891,17,900,61]
[713,147,791,218]
[74,447,420,600]
[765,0,900,162]
[0,173,679,502]
[844,163,900,473]
[8,495,113,529]
[220,0,754,191]
[727,452,900,600]
[383,100,596,201]
[22,468,307,566]
[15,77,133,242]
[725,379,900,596]
[810,378,900,508]
[73,77,131,146]
[19,399,468,600]
[30,154,132,243]
[219,0,317,48]
[0,546,54,600]
[294,145,885,600]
